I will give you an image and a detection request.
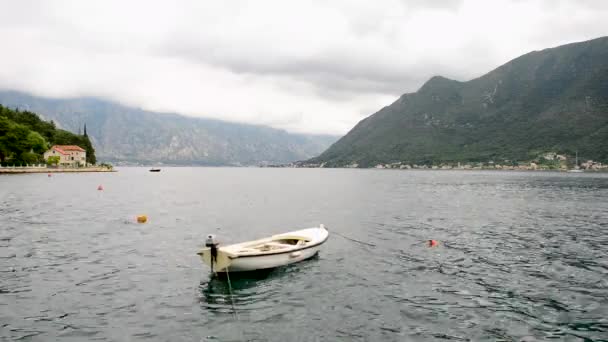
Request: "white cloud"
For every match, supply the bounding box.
[0,0,606,134]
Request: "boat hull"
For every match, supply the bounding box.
[226,244,322,272]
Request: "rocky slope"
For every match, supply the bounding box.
[311,37,608,167]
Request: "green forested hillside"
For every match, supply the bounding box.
[311,37,608,167]
[0,105,96,164]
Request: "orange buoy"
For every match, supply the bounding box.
[97,185,104,191]
[428,239,438,247]
[136,215,148,223]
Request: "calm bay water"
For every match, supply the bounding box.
[1,168,607,341]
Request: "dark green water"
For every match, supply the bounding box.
[1,168,607,341]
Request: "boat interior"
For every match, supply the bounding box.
[235,237,310,254]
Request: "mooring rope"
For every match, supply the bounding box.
[331,230,376,247]
[224,266,239,321]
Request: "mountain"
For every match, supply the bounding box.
[310,37,608,167]
[0,92,338,165]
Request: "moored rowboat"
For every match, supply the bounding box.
[197,224,329,272]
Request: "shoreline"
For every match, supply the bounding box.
[297,167,608,172]
[0,167,116,174]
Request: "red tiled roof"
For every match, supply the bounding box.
[53,145,86,152]
[50,146,68,155]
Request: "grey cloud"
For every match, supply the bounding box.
[156,37,493,102]
[1,0,608,135]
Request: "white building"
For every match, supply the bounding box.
[43,145,86,167]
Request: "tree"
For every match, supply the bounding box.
[0,117,11,162]
[26,131,47,154]
[21,151,40,164]
[47,155,60,166]
[82,135,96,164]
[8,125,30,157]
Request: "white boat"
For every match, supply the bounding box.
[568,151,584,173]
[197,224,329,273]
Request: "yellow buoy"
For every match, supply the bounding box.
[137,215,148,223]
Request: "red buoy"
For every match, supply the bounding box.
[97,185,104,191]
[48,173,52,177]
[428,239,438,247]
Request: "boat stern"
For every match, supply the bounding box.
[197,248,233,272]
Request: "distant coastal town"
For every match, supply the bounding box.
[284,152,608,171]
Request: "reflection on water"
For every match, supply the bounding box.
[199,254,320,313]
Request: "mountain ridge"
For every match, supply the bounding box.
[0,91,338,165]
[309,36,608,167]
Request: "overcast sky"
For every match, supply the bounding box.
[0,0,606,134]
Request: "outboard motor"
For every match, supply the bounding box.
[205,234,219,272]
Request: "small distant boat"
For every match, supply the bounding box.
[197,224,329,273]
[149,168,161,172]
[568,151,584,173]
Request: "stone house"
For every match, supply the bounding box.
[43,145,87,167]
